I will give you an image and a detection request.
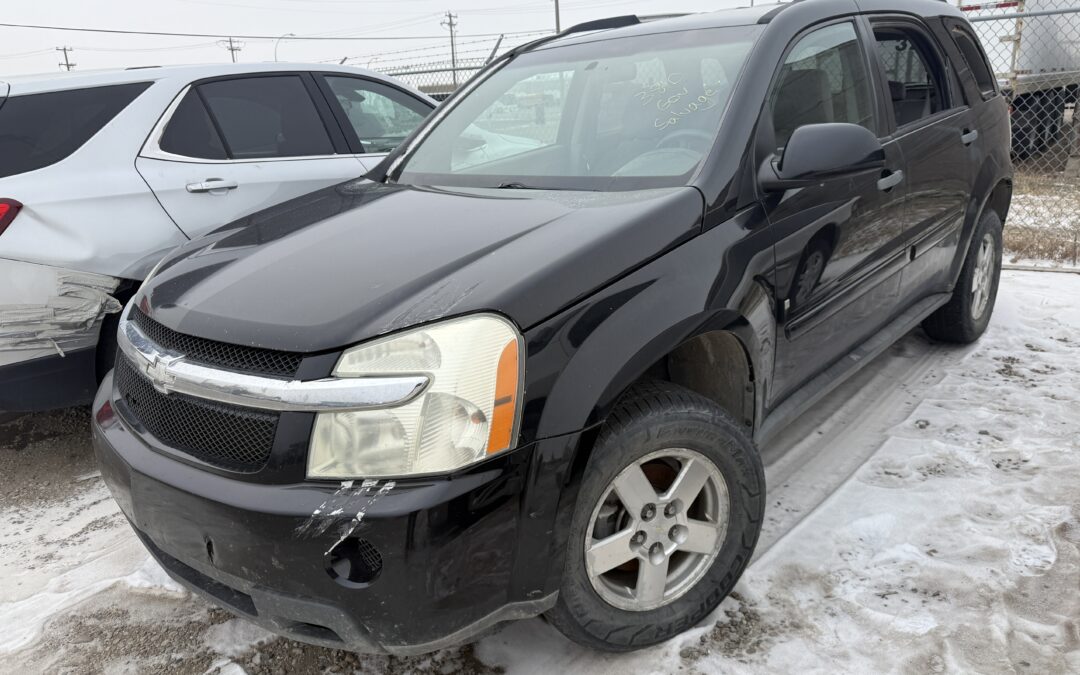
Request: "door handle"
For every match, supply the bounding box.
[877,169,904,192]
[961,129,979,145]
[186,179,239,193]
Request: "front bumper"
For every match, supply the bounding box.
[92,373,583,654]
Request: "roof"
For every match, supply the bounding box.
[530,0,965,51]
[0,62,393,97]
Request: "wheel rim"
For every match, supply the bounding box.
[584,448,729,612]
[796,250,826,305]
[971,232,995,321]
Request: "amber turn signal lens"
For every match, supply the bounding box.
[486,338,519,454]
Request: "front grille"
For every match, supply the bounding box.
[130,306,302,378]
[115,356,278,472]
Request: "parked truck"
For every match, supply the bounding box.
[963,0,1080,157]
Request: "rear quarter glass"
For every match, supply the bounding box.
[0,82,150,179]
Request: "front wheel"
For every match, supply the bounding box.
[922,209,1003,344]
[545,381,765,651]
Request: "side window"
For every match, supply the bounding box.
[197,76,334,159]
[872,25,950,127]
[769,22,875,150]
[0,82,150,179]
[950,25,997,97]
[159,89,227,160]
[323,76,430,153]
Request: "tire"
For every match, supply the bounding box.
[922,209,1003,344]
[545,381,765,652]
[95,310,121,383]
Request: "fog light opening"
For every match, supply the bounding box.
[326,537,383,587]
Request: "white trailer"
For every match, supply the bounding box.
[963,0,1080,155]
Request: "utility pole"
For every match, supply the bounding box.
[218,37,243,63]
[56,46,75,71]
[554,0,561,32]
[441,10,459,88]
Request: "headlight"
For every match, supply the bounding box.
[307,314,522,479]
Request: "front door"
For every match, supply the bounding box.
[765,20,910,406]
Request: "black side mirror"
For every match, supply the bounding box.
[759,123,886,192]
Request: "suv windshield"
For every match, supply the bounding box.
[397,26,761,191]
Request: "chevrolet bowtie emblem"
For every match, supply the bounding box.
[143,352,184,394]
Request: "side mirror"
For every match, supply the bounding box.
[759,123,886,192]
[455,134,488,153]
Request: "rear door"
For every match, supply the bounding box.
[136,73,365,238]
[866,17,975,303]
[312,73,433,172]
[765,20,910,405]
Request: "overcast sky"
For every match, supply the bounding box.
[1,0,757,76]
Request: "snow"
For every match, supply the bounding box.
[1,270,1079,673]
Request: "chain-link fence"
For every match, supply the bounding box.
[966,0,1080,267]
[370,32,549,101]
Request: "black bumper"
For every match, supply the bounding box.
[0,348,97,412]
[92,373,584,654]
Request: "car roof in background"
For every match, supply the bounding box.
[0,62,420,98]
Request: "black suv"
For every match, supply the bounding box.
[93,0,1010,655]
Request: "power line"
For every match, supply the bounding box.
[324,30,549,65]
[56,45,75,71]
[0,21,528,41]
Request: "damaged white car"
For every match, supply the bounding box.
[0,63,433,411]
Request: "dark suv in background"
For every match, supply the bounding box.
[93,0,1010,655]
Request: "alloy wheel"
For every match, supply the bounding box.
[971,232,995,320]
[584,448,729,612]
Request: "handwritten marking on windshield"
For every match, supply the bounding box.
[634,73,723,131]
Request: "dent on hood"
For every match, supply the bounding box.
[0,261,121,355]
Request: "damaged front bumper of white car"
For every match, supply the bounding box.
[0,258,122,411]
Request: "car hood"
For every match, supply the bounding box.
[139,179,704,353]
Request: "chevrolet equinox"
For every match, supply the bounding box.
[93,0,1011,655]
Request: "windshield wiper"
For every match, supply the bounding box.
[496,181,545,189]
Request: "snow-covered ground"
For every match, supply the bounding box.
[2,269,1078,674]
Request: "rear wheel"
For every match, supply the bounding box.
[545,381,765,651]
[922,209,1003,344]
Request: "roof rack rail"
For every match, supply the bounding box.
[638,13,692,22]
[504,15,641,59]
[562,15,641,34]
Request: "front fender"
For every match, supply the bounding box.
[519,207,776,447]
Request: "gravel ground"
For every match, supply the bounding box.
[1,270,1078,674]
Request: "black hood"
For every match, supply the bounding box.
[139,179,704,352]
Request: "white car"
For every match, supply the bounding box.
[0,63,434,412]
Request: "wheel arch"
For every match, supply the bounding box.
[951,160,1011,287]
[539,305,770,487]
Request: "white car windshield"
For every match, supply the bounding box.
[397,26,762,191]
